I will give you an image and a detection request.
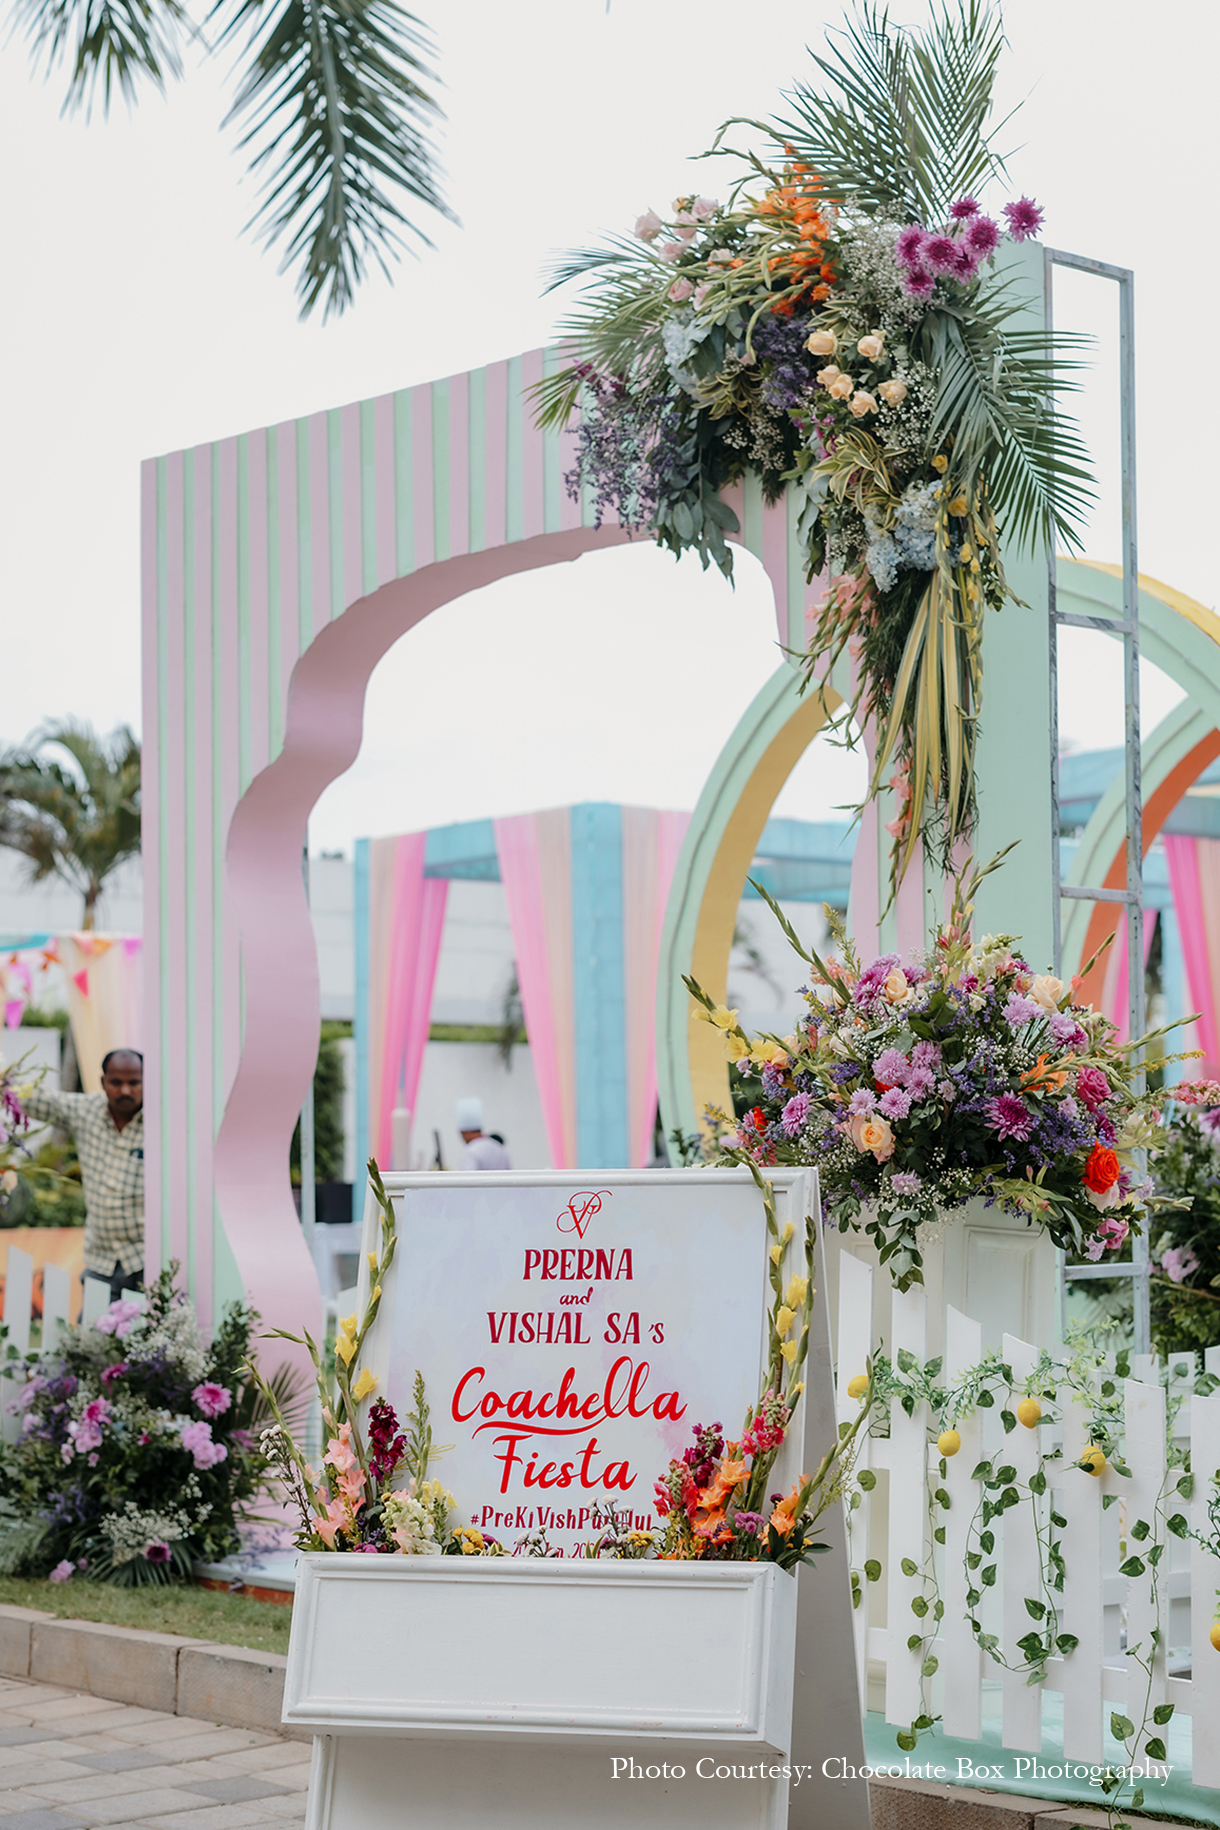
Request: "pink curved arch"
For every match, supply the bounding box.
[213,529,630,1359]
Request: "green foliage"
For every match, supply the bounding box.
[291,1022,346,1184]
[0,721,140,926]
[0,1134,86,1229]
[8,0,451,318]
[1149,1108,1220,1357]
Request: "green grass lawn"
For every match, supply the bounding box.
[0,1575,292,1655]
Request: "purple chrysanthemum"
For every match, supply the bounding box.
[904,267,935,299]
[874,1048,909,1087]
[1003,992,1041,1027]
[923,234,959,274]
[781,1092,811,1137]
[966,214,1001,256]
[894,224,926,266]
[950,196,980,220]
[1003,197,1045,243]
[984,1094,1035,1142]
[891,1170,922,1197]
[848,1088,877,1116]
[878,1087,913,1119]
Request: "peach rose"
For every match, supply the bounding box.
[817,363,842,387]
[878,378,907,406]
[828,375,854,400]
[883,966,911,1004]
[806,328,837,356]
[849,391,878,417]
[634,210,662,242]
[1030,974,1064,1011]
[848,1112,895,1160]
[856,332,885,361]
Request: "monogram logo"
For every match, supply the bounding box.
[556,1190,611,1239]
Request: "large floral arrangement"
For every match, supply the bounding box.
[688,858,1180,1291]
[535,2,1092,896]
[1146,1090,1220,1357]
[256,1163,869,1566]
[0,1271,268,1583]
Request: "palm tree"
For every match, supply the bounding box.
[8,0,453,318]
[0,721,142,929]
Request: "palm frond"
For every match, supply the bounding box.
[765,0,1010,225]
[0,721,141,923]
[8,0,188,114]
[213,0,454,319]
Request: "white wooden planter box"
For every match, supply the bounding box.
[285,1553,797,1753]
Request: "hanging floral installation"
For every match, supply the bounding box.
[534,1,1094,898]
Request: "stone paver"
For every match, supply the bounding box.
[0,1682,307,1829]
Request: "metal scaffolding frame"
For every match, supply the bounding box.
[1046,247,1150,1353]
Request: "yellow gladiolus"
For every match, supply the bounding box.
[932,454,948,473]
[366,1252,378,1272]
[353,1367,377,1401]
[769,1244,783,1266]
[780,1340,800,1365]
[775,1305,795,1337]
[959,544,972,563]
[336,1332,358,1366]
[752,1038,789,1067]
[784,1275,809,1309]
[696,1003,740,1030]
[947,494,968,516]
[724,1032,752,1062]
[373,1285,382,1302]
[780,1221,795,1245]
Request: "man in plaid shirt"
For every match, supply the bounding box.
[24,1049,145,1303]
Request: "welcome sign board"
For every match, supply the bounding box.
[357,1169,815,1557]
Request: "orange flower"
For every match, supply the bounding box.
[768,1479,806,1538]
[1022,1054,1068,1094]
[1083,1144,1120,1194]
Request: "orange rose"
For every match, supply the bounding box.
[1083,1144,1120,1194]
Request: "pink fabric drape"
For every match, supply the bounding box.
[372,834,449,1166]
[622,807,690,1166]
[1099,909,1157,1046]
[1164,836,1220,1076]
[494,812,576,1169]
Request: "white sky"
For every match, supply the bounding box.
[2,0,1215,852]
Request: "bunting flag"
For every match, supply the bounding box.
[61,934,144,1092]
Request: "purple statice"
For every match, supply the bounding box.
[831,1060,866,1085]
[874,1047,910,1087]
[985,1094,1035,1142]
[891,1170,922,1197]
[1002,992,1041,1027]
[950,196,980,220]
[878,1087,912,1119]
[1003,197,1045,242]
[923,234,959,274]
[895,224,926,266]
[754,313,820,413]
[966,214,1001,257]
[761,1063,787,1099]
[781,1091,811,1137]
[847,1088,877,1115]
[853,953,902,1008]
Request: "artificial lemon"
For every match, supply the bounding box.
[937,1429,961,1457]
[1017,1398,1042,1429]
[1210,1622,1220,1653]
[1080,1446,1106,1477]
[847,1374,870,1400]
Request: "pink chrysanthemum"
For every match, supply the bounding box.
[923,234,959,274]
[966,214,1001,256]
[904,267,935,299]
[952,243,981,282]
[1003,197,1045,242]
[894,224,926,266]
[985,1093,1035,1142]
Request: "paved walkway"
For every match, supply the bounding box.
[0,1677,310,1828]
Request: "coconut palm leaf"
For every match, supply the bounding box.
[8,0,188,113]
[215,0,452,319]
[0,721,141,928]
[535,238,672,427]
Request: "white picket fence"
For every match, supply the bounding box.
[837,1248,1220,1788]
[0,1243,80,1444]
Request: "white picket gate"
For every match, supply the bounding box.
[836,1248,1220,1789]
[0,1244,73,1443]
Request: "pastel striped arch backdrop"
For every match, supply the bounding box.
[140,348,816,1348]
